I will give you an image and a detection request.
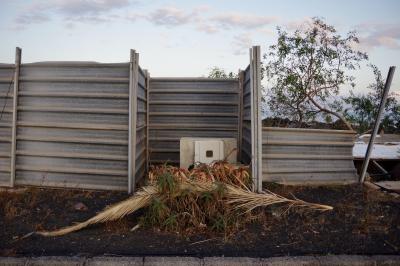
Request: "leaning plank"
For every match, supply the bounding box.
[374,181,400,193]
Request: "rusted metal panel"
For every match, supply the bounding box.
[262,127,358,184]
[149,79,239,164]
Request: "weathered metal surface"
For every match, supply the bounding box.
[14,62,131,190]
[128,51,138,193]
[10,48,21,187]
[0,64,15,186]
[149,78,239,164]
[262,127,358,184]
[240,65,252,165]
[374,181,400,192]
[239,46,262,192]
[0,57,151,191]
[249,46,262,192]
[135,67,147,183]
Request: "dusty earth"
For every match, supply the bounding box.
[1,183,399,257]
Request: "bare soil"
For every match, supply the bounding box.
[1,184,399,257]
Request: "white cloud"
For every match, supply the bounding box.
[145,6,211,27]
[13,0,131,29]
[356,22,400,50]
[54,0,129,16]
[281,19,400,51]
[196,22,218,34]
[146,6,195,26]
[212,13,277,29]
[12,12,50,30]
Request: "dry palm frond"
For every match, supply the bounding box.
[37,185,157,237]
[36,180,214,237]
[225,184,333,212]
[36,162,332,237]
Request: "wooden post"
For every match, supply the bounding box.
[10,47,21,187]
[360,66,396,183]
[128,50,139,194]
[237,70,244,162]
[145,70,150,173]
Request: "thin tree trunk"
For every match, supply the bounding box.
[297,111,303,128]
[307,96,354,131]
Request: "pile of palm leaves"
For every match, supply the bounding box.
[37,162,332,237]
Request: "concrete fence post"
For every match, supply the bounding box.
[10,47,21,187]
[128,50,139,194]
[250,46,262,193]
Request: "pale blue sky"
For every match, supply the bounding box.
[0,0,399,96]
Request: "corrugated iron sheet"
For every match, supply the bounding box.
[14,62,131,190]
[262,127,358,184]
[240,65,251,164]
[149,78,239,164]
[135,67,147,181]
[0,64,14,186]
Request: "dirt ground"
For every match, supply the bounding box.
[1,183,399,258]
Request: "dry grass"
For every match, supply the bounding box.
[36,162,332,237]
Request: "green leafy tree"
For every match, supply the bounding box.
[343,65,399,133]
[208,66,237,79]
[264,17,368,129]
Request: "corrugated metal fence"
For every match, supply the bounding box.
[239,47,262,191]
[239,66,251,164]
[239,46,358,188]
[133,67,149,189]
[1,46,359,191]
[16,61,131,191]
[262,127,358,184]
[0,48,148,192]
[148,78,239,164]
[0,64,15,187]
